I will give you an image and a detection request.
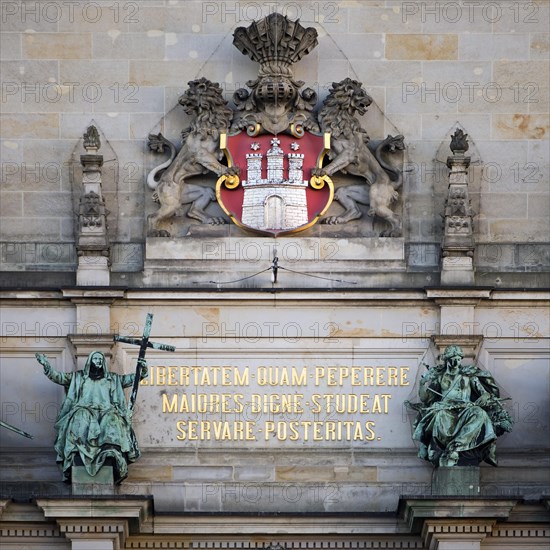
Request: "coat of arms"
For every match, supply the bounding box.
[217,133,332,236]
[146,13,404,238]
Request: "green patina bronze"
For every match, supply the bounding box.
[406,345,513,468]
[36,351,147,484]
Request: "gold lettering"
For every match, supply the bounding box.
[157,366,166,385]
[311,394,321,413]
[365,421,376,441]
[235,367,249,386]
[176,420,186,440]
[401,367,410,386]
[180,367,190,386]
[292,367,307,386]
[162,394,178,413]
[289,422,300,441]
[265,421,275,440]
[325,421,336,441]
[315,367,325,386]
[200,368,211,386]
[364,367,374,386]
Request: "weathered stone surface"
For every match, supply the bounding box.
[23,33,92,59]
[93,32,165,60]
[0,192,22,218]
[0,113,59,139]
[480,193,528,219]
[493,114,549,140]
[459,33,530,61]
[432,467,480,496]
[489,219,550,242]
[493,4,550,33]
[72,465,114,496]
[386,34,458,60]
[23,192,72,217]
[59,60,129,86]
[348,6,422,34]
[318,33,385,61]
[0,33,21,60]
[60,113,130,140]
[531,32,550,59]
[173,467,233,482]
[494,60,550,89]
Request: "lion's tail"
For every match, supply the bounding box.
[375,135,405,190]
[146,134,177,190]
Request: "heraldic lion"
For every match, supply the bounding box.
[147,78,239,236]
[315,78,405,236]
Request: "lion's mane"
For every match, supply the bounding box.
[180,77,233,141]
[318,78,373,140]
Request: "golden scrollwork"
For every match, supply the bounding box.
[217,174,240,190]
[310,174,331,190]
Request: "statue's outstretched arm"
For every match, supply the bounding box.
[120,358,148,388]
[35,353,72,387]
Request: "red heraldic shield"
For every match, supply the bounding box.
[216,132,333,236]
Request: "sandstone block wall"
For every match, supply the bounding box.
[0,0,548,281]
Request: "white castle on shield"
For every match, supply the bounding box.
[241,138,309,231]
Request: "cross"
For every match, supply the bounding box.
[114,313,176,413]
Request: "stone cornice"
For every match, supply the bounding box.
[0,288,548,304]
[399,497,518,533]
[36,497,152,527]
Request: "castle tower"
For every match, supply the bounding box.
[266,138,284,184]
[245,153,263,185]
[288,153,305,184]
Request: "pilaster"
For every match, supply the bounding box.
[422,520,493,550]
[36,497,152,550]
[425,288,490,360]
[400,498,517,550]
[62,289,124,368]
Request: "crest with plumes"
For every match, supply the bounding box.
[233,13,318,76]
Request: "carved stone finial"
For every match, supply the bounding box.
[83,125,101,152]
[450,128,469,155]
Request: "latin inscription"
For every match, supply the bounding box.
[140,365,409,443]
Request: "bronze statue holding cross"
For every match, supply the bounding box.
[37,313,175,484]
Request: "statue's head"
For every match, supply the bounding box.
[87,351,107,380]
[441,345,464,373]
